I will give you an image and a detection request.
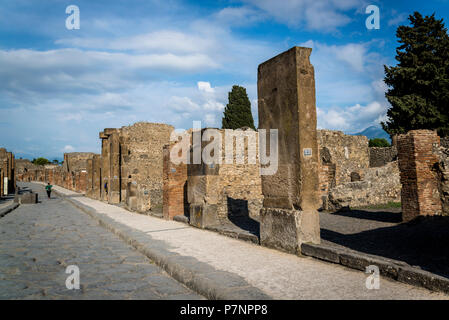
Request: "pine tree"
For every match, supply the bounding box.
[382,12,449,137]
[222,85,256,130]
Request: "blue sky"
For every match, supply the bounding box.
[1,0,448,160]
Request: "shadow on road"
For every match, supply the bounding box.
[322,213,449,279]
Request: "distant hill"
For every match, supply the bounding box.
[350,125,391,142]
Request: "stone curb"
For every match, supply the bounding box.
[301,243,449,294]
[55,191,271,300]
[0,202,20,218]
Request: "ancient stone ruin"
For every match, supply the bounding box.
[14,46,449,262]
[257,46,321,253]
[0,148,16,196]
[397,130,449,221]
[318,130,401,211]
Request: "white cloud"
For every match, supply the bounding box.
[215,6,265,26]
[197,81,215,93]
[318,101,389,132]
[63,145,75,152]
[243,0,362,31]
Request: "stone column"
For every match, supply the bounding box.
[397,130,442,221]
[109,132,121,204]
[257,46,320,254]
[86,159,94,198]
[100,130,110,201]
[92,155,101,200]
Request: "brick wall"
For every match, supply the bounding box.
[397,130,442,222]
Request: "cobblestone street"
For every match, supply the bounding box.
[0,184,203,300]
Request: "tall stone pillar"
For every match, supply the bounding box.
[100,131,110,201]
[92,154,102,200]
[163,144,188,220]
[257,46,320,254]
[109,132,121,204]
[397,130,442,221]
[86,159,94,198]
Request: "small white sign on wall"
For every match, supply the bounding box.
[303,148,312,157]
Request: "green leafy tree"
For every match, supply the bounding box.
[32,157,50,166]
[222,85,256,130]
[382,12,449,137]
[369,138,391,147]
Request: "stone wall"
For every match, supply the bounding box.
[432,146,449,216]
[63,152,96,172]
[0,148,16,195]
[397,130,442,222]
[369,147,398,167]
[97,122,173,213]
[325,161,401,210]
[317,130,401,210]
[186,128,263,227]
[120,122,174,213]
[317,130,370,198]
[441,136,449,149]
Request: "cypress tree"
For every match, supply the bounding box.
[222,85,256,130]
[382,12,449,137]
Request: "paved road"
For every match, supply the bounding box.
[0,183,204,300]
[45,183,449,300]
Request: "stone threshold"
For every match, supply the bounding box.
[301,243,449,294]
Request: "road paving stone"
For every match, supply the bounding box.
[0,183,204,300]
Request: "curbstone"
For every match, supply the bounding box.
[302,242,449,294]
[0,203,20,218]
[301,243,341,264]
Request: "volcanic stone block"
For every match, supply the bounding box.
[260,208,320,254]
[14,192,38,204]
[189,204,219,229]
[257,46,320,253]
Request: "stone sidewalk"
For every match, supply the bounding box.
[35,182,449,300]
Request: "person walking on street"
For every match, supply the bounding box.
[45,183,53,199]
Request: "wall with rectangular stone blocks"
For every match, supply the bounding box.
[179,128,263,228]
